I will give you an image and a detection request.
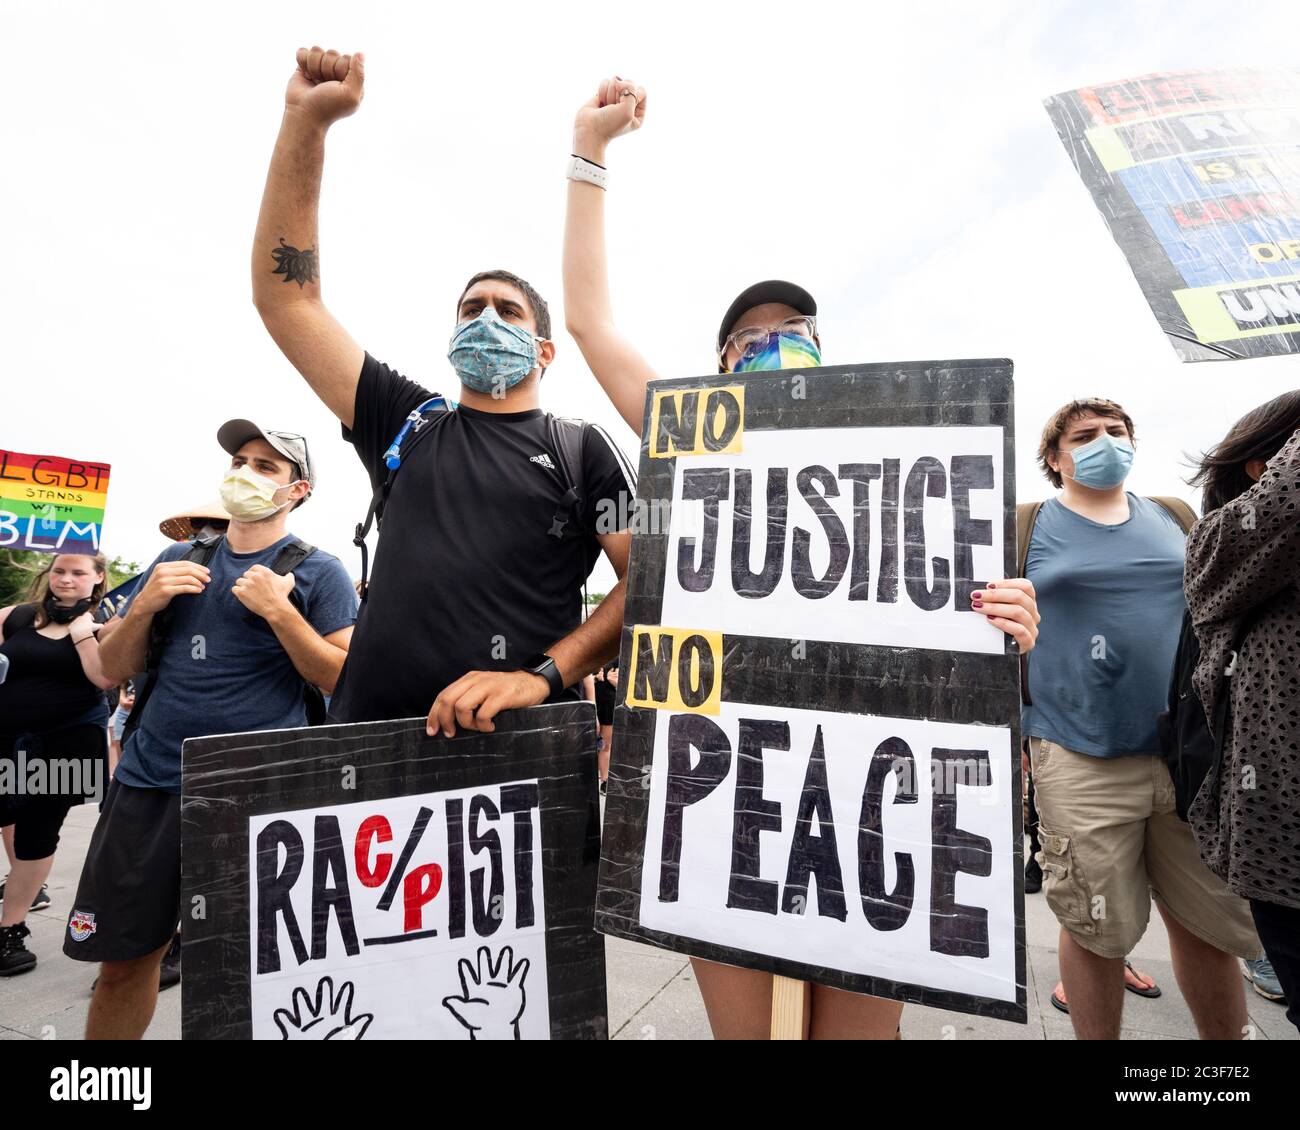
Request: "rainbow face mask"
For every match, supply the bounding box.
[732,332,822,373]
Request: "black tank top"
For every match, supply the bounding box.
[0,604,107,735]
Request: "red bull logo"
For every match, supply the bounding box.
[68,911,97,942]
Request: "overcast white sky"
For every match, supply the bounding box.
[3,0,1298,588]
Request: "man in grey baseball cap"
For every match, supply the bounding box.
[216,418,315,510]
[69,417,357,1039]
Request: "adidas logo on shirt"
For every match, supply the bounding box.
[530,452,556,471]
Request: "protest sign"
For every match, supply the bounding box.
[1045,67,1300,362]
[181,702,607,1040]
[0,448,110,555]
[598,360,1026,1022]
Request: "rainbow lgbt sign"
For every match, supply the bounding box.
[0,449,110,555]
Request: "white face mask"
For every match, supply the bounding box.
[219,464,297,522]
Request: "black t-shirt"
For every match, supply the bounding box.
[0,605,109,735]
[330,353,635,723]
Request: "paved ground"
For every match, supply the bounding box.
[1,803,1294,1041]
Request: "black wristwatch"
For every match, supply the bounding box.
[522,653,566,699]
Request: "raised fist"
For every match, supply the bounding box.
[286,45,365,127]
[573,76,647,163]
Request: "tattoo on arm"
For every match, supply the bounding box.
[270,237,319,287]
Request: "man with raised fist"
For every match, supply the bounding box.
[251,49,633,740]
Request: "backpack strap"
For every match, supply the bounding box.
[184,534,225,568]
[354,396,454,601]
[240,537,318,626]
[1015,500,1044,580]
[269,537,322,725]
[545,414,603,628]
[545,415,588,539]
[121,536,224,743]
[1014,501,1046,708]
[272,537,316,574]
[1148,495,1199,534]
[3,602,38,640]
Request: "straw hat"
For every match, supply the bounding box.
[159,501,231,542]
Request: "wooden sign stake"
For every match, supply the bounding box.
[770,975,811,1040]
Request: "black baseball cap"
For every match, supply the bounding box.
[716,280,818,357]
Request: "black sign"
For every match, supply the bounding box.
[598,360,1027,1022]
[181,702,606,1039]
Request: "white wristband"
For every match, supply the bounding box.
[567,155,608,190]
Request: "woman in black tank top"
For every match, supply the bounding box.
[1,553,118,976]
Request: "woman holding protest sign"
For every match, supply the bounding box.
[563,78,1040,1038]
[0,553,117,976]
[1186,392,1300,1031]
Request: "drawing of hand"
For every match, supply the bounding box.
[442,945,530,1040]
[273,976,373,1040]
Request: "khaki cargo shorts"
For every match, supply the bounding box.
[1029,738,1259,960]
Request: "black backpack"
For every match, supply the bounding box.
[1156,611,1220,821]
[353,398,591,601]
[122,534,325,742]
[1156,605,1262,822]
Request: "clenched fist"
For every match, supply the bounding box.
[231,565,295,620]
[573,76,647,165]
[286,46,365,127]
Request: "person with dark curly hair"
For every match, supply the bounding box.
[1186,390,1300,1032]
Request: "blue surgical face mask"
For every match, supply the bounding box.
[447,306,539,394]
[1066,433,1134,490]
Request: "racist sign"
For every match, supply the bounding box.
[181,702,607,1040]
[598,360,1027,1022]
[1045,67,1300,362]
[0,449,110,555]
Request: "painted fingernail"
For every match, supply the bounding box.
[972,600,983,608]
[971,591,983,599]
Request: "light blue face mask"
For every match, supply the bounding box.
[447,306,539,394]
[1067,433,1134,490]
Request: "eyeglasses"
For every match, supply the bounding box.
[720,316,818,362]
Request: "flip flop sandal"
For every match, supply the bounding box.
[1050,987,1069,1014]
[1124,960,1162,999]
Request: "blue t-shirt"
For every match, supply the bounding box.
[1021,494,1187,758]
[114,535,358,793]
